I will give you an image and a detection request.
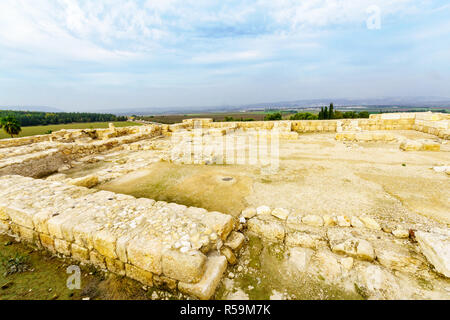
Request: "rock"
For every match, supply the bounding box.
[220,246,237,265]
[241,208,257,219]
[270,290,285,300]
[125,264,153,286]
[127,237,163,274]
[359,216,381,231]
[302,215,324,227]
[323,215,337,226]
[247,218,285,241]
[392,229,409,239]
[415,231,450,278]
[288,247,314,272]
[271,208,289,220]
[336,215,351,227]
[340,257,354,271]
[332,238,375,261]
[350,216,364,228]
[256,206,271,216]
[178,253,228,300]
[70,175,99,188]
[358,265,400,299]
[224,231,245,251]
[314,250,342,280]
[161,249,206,283]
[285,232,324,249]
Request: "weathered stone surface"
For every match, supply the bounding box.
[332,238,375,261]
[416,231,450,278]
[105,257,126,276]
[392,228,409,239]
[70,175,99,188]
[271,208,289,220]
[220,246,237,265]
[71,243,89,262]
[288,247,314,272]
[161,249,206,283]
[39,233,55,252]
[89,250,106,269]
[247,218,285,241]
[127,237,163,275]
[125,264,153,286]
[224,231,245,251]
[178,253,227,300]
[241,208,256,219]
[54,238,71,256]
[350,216,364,228]
[256,205,271,216]
[285,232,324,249]
[336,215,351,227]
[93,230,117,259]
[360,216,381,230]
[302,215,324,227]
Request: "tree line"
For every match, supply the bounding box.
[0,110,127,127]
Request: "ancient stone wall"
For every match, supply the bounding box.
[0,175,243,300]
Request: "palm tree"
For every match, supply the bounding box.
[1,116,22,138]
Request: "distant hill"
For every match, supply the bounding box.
[110,96,450,116]
[0,106,64,113]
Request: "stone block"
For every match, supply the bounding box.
[125,264,153,286]
[93,230,117,259]
[127,237,162,275]
[162,249,206,283]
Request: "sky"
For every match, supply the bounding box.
[0,0,449,112]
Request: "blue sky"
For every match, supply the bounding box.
[0,0,449,111]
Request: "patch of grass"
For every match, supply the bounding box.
[0,122,142,139]
[0,252,32,276]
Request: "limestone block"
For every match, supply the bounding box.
[161,249,206,283]
[315,250,342,281]
[271,208,289,220]
[350,216,364,228]
[115,235,131,263]
[32,210,54,234]
[105,257,126,276]
[302,215,324,227]
[220,246,237,265]
[256,205,271,216]
[247,218,285,241]
[54,238,71,256]
[18,225,38,244]
[224,231,245,251]
[93,230,117,259]
[336,215,351,227]
[71,243,89,262]
[89,250,106,269]
[202,211,235,241]
[178,253,227,300]
[127,237,163,275]
[376,245,422,273]
[73,222,99,250]
[332,238,375,261]
[416,231,450,278]
[285,232,324,249]
[0,206,10,220]
[125,264,153,286]
[153,275,178,291]
[392,229,409,239]
[39,233,55,252]
[47,214,72,240]
[359,216,381,230]
[0,220,9,234]
[323,215,337,227]
[6,207,34,229]
[70,175,99,188]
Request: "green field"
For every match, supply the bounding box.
[0,122,141,139]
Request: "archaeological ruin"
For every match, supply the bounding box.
[0,112,449,300]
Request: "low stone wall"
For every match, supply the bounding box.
[0,125,163,178]
[0,175,244,299]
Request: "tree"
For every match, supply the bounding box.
[329,103,334,119]
[1,116,22,138]
[264,112,282,121]
[318,107,324,120]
